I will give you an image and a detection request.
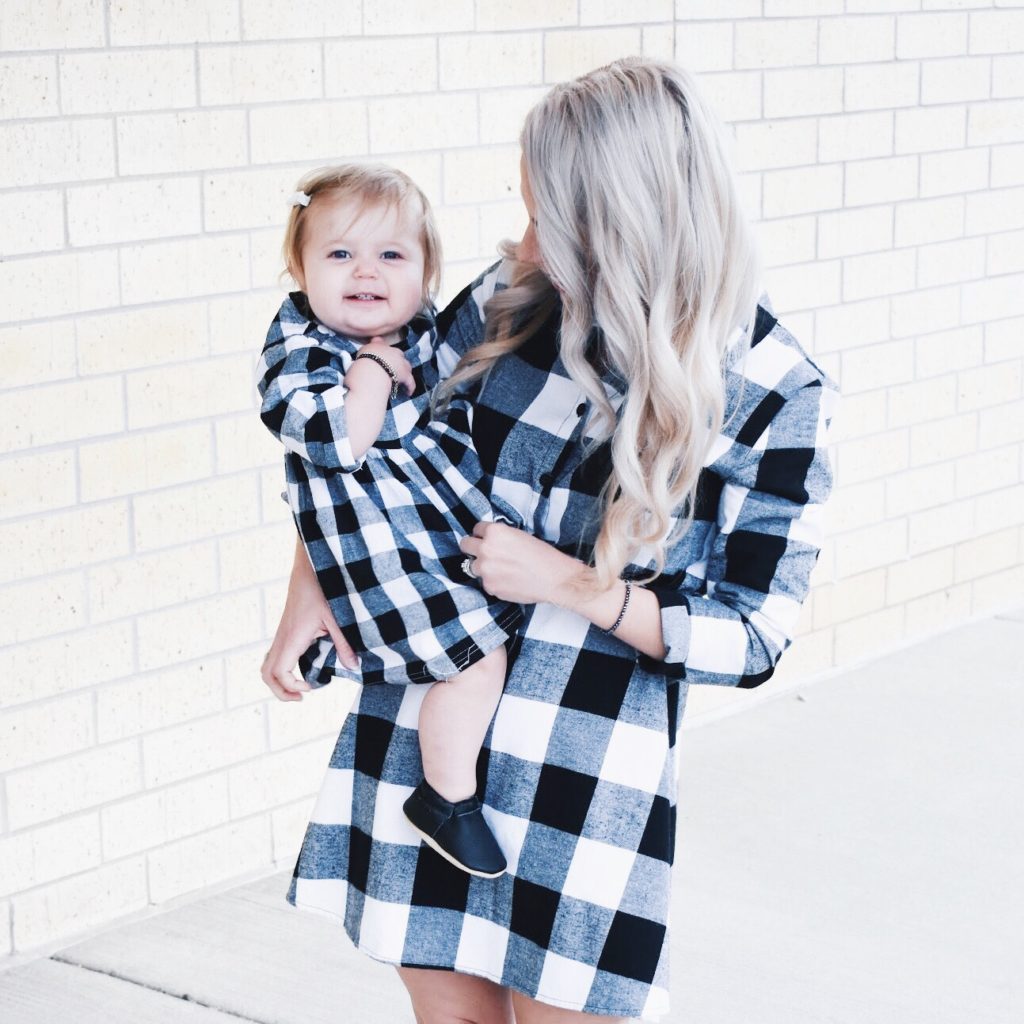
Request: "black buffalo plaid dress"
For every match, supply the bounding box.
[257,291,524,687]
[279,262,839,1020]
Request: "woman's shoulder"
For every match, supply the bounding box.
[725,293,839,402]
[435,259,514,357]
[712,294,840,478]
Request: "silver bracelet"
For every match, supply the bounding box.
[603,581,632,635]
[354,352,399,401]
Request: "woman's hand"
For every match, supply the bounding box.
[459,521,669,661]
[261,537,359,701]
[457,521,582,607]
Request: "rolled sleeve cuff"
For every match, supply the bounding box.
[636,587,692,679]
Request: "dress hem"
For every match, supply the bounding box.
[285,892,665,1021]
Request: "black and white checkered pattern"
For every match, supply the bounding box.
[282,263,840,1020]
[257,292,524,686]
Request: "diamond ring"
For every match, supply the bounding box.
[461,557,479,579]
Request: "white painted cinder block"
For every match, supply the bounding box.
[543,28,643,83]
[886,463,957,519]
[12,857,148,953]
[921,56,991,104]
[735,18,818,69]
[0,693,95,775]
[148,817,272,903]
[120,235,251,305]
[886,548,956,605]
[108,0,238,45]
[844,61,920,112]
[896,12,969,59]
[141,705,266,789]
[0,55,58,119]
[0,623,135,709]
[918,237,986,288]
[820,16,896,64]
[68,178,202,247]
[250,101,369,165]
[0,813,102,900]
[764,66,843,117]
[675,22,734,73]
[845,155,919,206]
[59,50,196,116]
[1,502,130,585]
[364,0,474,35]
[369,93,479,155]
[89,543,220,627]
[993,55,1024,100]
[228,742,332,819]
[199,43,322,106]
[6,740,142,830]
[97,659,224,746]
[919,147,989,197]
[477,0,578,31]
[440,33,544,90]
[887,374,958,429]
[101,773,230,861]
[135,589,264,672]
[0,0,104,51]
[242,0,361,40]
[324,37,437,98]
[117,110,249,176]
[0,189,64,257]
[968,98,1024,146]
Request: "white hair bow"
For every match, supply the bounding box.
[288,191,311,207]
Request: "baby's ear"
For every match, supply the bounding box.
[287,261,306,291]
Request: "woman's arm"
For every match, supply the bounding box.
[461,375,838,685]
[457,522,667,661]
[261,535,360,701]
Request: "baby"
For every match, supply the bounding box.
[257,164,522,878]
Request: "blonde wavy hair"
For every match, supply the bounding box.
[282,163,442,304]
[435,57,762,589]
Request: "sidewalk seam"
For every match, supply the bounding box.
[50,955,265,1023]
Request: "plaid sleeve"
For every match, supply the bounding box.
[256,324,362,473]
[432,259,506,380]
[638,376,839,688]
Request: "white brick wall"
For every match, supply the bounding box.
[1,0,1022,960]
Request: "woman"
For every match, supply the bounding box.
[262,58,838,1023]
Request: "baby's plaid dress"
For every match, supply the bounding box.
[257,292,524,686]
[283,262,840,1020]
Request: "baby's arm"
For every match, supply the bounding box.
[257,330,413,470]
[341,339,415,461]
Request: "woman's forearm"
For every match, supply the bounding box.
[551,559,667,662]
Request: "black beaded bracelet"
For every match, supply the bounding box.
[603,580,632,635]
[354,351,400,401]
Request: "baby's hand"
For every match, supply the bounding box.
[359,338,416,397]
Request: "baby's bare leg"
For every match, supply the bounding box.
[418,645,507,803]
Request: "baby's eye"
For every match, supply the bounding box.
[328,249,350,260]
[381,250,402,260]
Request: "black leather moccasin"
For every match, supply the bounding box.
[403,780,507,879]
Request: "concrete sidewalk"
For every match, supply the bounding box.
[2,610,1021,1023]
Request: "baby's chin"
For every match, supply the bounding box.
[319,317,407,343]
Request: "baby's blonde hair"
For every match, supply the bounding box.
[282,163,442,303]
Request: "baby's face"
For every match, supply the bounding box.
[296,195,426,341]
